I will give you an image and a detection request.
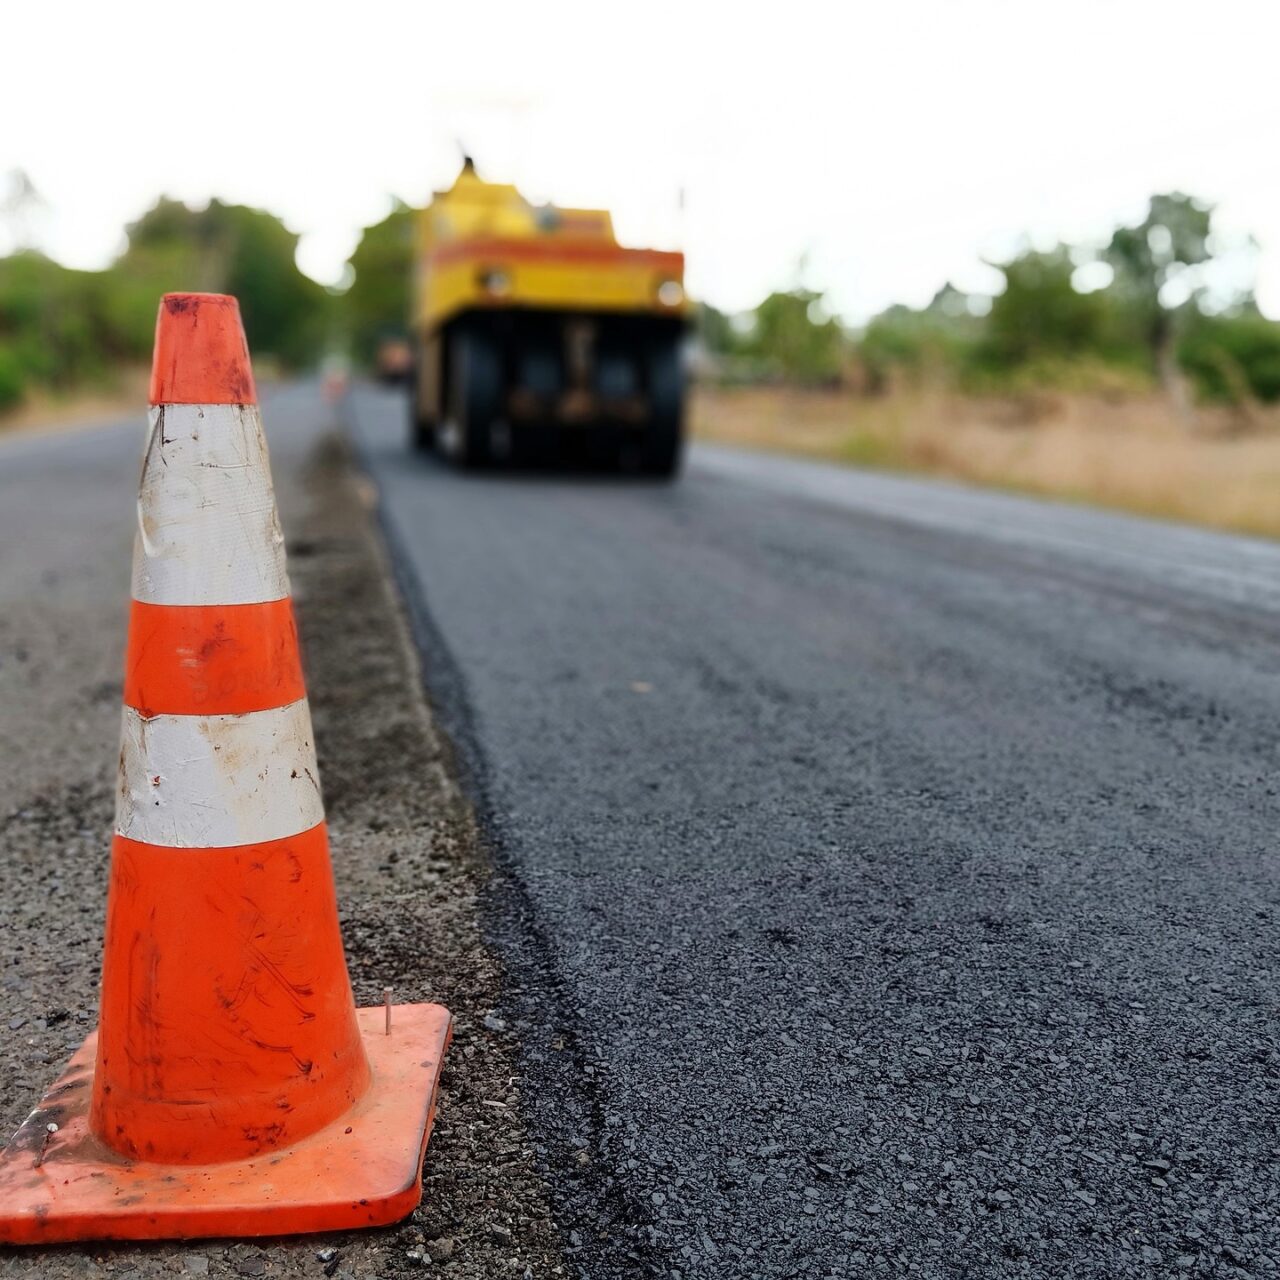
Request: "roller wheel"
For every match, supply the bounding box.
[408,349,435,452]
[639,334,685,479]
[439,323,501,469]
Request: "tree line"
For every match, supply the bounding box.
[707,193,1280,411]
[2,177,1277,417]
[0,174,325,411]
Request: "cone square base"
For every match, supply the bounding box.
[0,1004,451,1244]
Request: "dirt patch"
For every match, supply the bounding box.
[0,431,567,1278]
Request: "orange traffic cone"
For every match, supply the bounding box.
[0,294,451,1243]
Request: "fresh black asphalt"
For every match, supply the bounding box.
[349,385,1280,1279]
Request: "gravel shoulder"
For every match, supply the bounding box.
[0,392,566,1279]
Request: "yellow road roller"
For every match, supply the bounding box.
[409,159,688,476]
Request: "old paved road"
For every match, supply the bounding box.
[349,385,1280,1279]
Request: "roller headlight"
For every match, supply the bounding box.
[657,280,684,307]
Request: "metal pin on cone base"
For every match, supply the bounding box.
[0,1005,451,1244]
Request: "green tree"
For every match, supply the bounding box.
[695,301,739,357]
[981,246,1112,368]
[1104,193,1212,395]
[858,284,982,391]
[743,287,846,385]
[118,198,326,368]
[0,195,329,413]
[343,201,416,365]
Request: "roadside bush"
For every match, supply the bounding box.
[961,354,1152,399]
[858,301,976,391]
[0,252,111,389]
[740,288,848,386]
[1179,310,1280,404]
[0,343,24,409]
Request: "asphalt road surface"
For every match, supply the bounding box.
[348,386,1279,1279]
[1,385,1277,1280]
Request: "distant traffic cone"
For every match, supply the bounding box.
[0,294,451,1243]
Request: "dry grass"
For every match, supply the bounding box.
[693,384,1280,540]
[0,368,150,438]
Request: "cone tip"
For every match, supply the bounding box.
[150,293,257,406]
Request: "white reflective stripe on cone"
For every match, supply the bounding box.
[116,699,325,848]
[132,403,291,608]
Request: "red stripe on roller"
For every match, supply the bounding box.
[428,237,685,272]
[124,598,306,717]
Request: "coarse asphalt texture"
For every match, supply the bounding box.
[346,384,1280,1280]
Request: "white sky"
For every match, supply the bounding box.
[3,0,1277,323]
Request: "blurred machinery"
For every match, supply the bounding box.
[409,159,687,476]
[374,337,413,385]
